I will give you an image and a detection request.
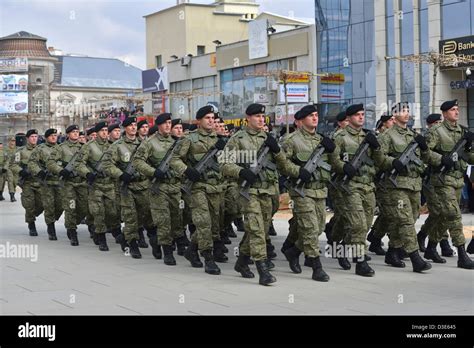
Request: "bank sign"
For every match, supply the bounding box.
[439,35,474,69]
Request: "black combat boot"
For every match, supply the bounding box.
[409,250,431,273]
[68,229,79,246]
[354,258,375,277]
[283,245,302,273]
[398,248,408,260]
[226,224,237,238]
[128,239,142,259]
[175,235,188,256]
[88,225,98,245]
[10,192,16,202]
[47,223,57,240]
[424,241,446,263]
[417,229,427,252]
[265,259,275,270]
[28,222,38,236]
[220,231,232,245]
[184,242,203,268]
[304,255,312,267]
[234,254,255,278]
[457,244,474,269]
[266,242,277,260]
[213,240,228,263]
[137,227,148,248]
[280,238,294,254]
[268,220,277,236]
[233,217,245,232]
[111,228,128,252]
[337,257,351,270]
[324,220,334,245]
[309,256,330,282]
[162,245,176,265]
[188,224,196,236]
[385,247,406,268]
[148,235,162,259]
[97,233,109,252]
[467,239,474,254]
[440,239,454,257]
[255,260,276,286]
[202,250,221,275]
[0,192,4,201]
[368,232,386,255]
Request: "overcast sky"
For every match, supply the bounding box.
[0,0,315,70]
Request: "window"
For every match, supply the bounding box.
[155,55,162,68]
[197,45,205,56]
[442,1,472,39]
[288,58,297,71]
[34,99,44,114]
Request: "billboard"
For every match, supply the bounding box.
[439,35,474,69]
[278,84,309,103]
[1,74,28,92]
[0,57,28,73]
[0,91,28,114]
[249,19,268,60]
[142,67,168,93]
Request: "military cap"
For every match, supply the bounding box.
[196,105,214,120]
[79,131,85,136]
[122,117,137,127]
[155,113,172,126]
[182,123,190,131]
[295,105,318,120]
[26,129,38,137]
[148,125,158,136]
[94,121,108,133]
[137,120,148,130]
[189,124,198,131]
[440,99,458,112]
[346,104,364,116]
[44,128,57,138]
[336,111,347,122]
[226,124,235,131]
[108,123,120,132]
[426,113,442,125]
[66,125,79,134]
[380,113,393,123]
[86,127,96,136]
[171,118,182,128]
[245,103,265,116]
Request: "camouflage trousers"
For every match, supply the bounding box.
[223,184,240,228]
[372,187,391,240]
[40,184,63,225]
[150,185,183,246]
[378,188,420,253]
[419,185,450,243]
[20,182,43,223]
[189,189,221,252]
[62,182,88,230]
[0,172,5,193]
[7,169,18,193]
[330,186,349,243]
[121,188,154,242]
[89,183,120,234]
[238,193,273,261]
[291,195,326,257]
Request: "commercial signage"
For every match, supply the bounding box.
[249,19,268,60]
[278,84,309,103]
[0,92,28,114]
[0,57,28,73]
[0,74,28,92]
[142,67,168,93]
[450,79,474,89]
[439,35,474,69]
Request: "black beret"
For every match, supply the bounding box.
[376,119,382,130]
[137,120,148,130]
[391,102,410,113]
[66,125,79,134]
[86,127,96,136]
[196,105,214,119]
[94,121,108,133]
[44,128,57,138]
[227,124,235,131]
[189,124,198,131]
[245,103,265,116]
[426,113,442,125]
[293,110,301,121]
[336,111,347,122]
[148,125,158,136]
[122,117,137,127]
[295,105,317,120]
[26,129,38,137]
[333,121,339,128]
[171,118,182,128]
[346,104,364,116]
[380,113,393,122]
[79,131,85,136]
[108,123,120,132]
[182,123,190,131]
[440,99,458,112]
[155,113,172,126]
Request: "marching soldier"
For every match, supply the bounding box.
[5,136,18,202]
[47,125,88,246]
[0,142,6,201]
[137,120,149,142]
[171,105,227,275]
[28,128,63,240]
[10,129,44,236]
[423,99,474,269]
[75,121,121,252]
[222,103,287,285]
[102,117,156,259]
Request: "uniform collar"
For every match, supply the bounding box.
[46,141,56,147]
[346,124,362,135]
[26,143,35,150]
[67,139,79,146]
[244,126,265,137]
[124,135,138,144]
[197,127,216,137]
[299,126,317,138]
[443,119,461,132]
[393,123,409,134]
[156,132,172,141]
[96,137,107,145]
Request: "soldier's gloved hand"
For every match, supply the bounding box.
[320,136,336,153]
[37,170,47,180]
[392,159,405,173]
[59,169,71,179]
[264,134,280,154]
[298,167,312,183]
[86,172,97,184]
[119,172,133,184]
[215,138,227,151]
[239,168,257,185]
[414,134,428,151]
[184,167,200,182]
[463,131,474,149]
[441,155,455,170]
[343,163,357,179]
[153,168,166,180]
[19,169,29,178]
[1,168,7,173]
[365,133,380,150]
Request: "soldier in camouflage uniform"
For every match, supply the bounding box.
[376,103,432,273]
[133,113,188,265]
[28,128,63,240]
[0,142,7,201]
[107,123,123,244]
[328,104,385,277]
[47,125,88,246]
[171,105,227,275]
[75,121,121,252]
[4,136,18,202]
[423,99,474,269]
[279,104,336,281]
[10,129,43,235]
[222,103,288,286]
[102,117,156,259]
